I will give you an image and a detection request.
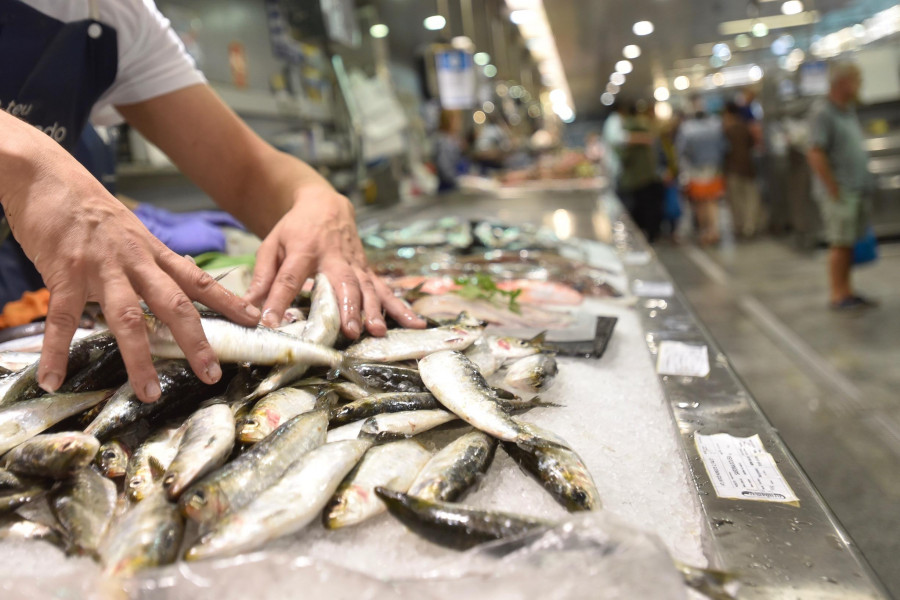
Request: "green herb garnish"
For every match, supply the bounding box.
[453,273,522,314]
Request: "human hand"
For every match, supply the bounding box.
[0,130,260,403]
[244,186,426,338]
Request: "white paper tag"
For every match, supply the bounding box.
[656,341,710,377]
[623,251,652,266]
[695,433,799,504]
[633,279,674,298]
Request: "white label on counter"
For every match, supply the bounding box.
[633,279,674,298]
[623,251,652,266]
[695,433,799,504]
[656,341,710,377]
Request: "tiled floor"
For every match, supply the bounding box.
[657,237,900,598]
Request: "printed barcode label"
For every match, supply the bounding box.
[656,341,710,377]
[695,433,799,504]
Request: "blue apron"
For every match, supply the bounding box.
[0,0,118,306]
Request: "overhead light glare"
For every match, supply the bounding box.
[601,92,615,106]
[510,9,536,25]
[424,15,446,31]
[473,111,486,125]
[606,82,620,94]
[369,24,389,38]
[484,64,498,77]
[674,75,690,90]
[615,60,633,74]
[735,34,751,48]
[720,12,819,35]
[655,101,673,120]
[654,86,670,101]
[752,22,769,37]
[623,44,641,59]
[712,72,726,86]
[633,21,654,36]
[474,52,491,66]
[781,0,803,15]
[610,72,626,85]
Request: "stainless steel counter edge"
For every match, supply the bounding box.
[605,197,890,599]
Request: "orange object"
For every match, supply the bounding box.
[686,176,725,202]
[229,41,248,89]
[0,289,50,329]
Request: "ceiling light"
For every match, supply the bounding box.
[483,64,498,77]
[674,75,690,90]
[601,92,615,106]
[721,12,819,36]
[606,82,620,94]
[510,10,536,25]
[474,52,491,66]
[735,34,751,48]
[781,0,803,15]
[771,34,795,55]
[610,72,626,85]
[424,15,446,30]
[483,101,495,113]
[749,65,764,81]
[713,43,732,61]
[654,86,670,101]
[473,111,486,125]
[623,44,641,59]
[369,24,389,38]
[655,101,673,120]
[615,60,633,74]
[712,72,726,86]
[549,89,566,104]
[451,36,473,50]
[633,21,654,36]
[752,22,769,37]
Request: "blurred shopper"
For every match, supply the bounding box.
[658,111,684,240]
[677,98,725,246]
[434,110,464,192]
[619,100,664,242]
[806,61,876,310]
[472,113,511,173]
[601,101,627,185]
[723,101,762,238]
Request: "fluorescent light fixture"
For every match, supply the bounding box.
[674,75,690,90]
[720,12,819,35]
[369,24,389,38]
[623,44,641,59]
[601,92,615,106]
[424,15,446,30]
[606,82,620,94]
[633,21,654,36]
[615,60,633,74]
[752,22,769,37]
[610,72,626,85]
[781,0,803,15]
[474,52,491,66]
[484,64,498,77]
[654,86,670,101]
[749,65,764,81]
[510,9,536,25]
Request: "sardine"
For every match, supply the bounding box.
[329,392,440,427]
[465,334,545,377]
[0,390,110,454]
[58,342,127,394]
[359,409,458,441]
[343,325,483,362]
[145,314,344,367]
[408,431,497,502]
[502,424,600,512]
[237,387,320,444]
[2,432,100,479]
[0,468,48,514]
[179,410,327,527]
[376,487,551,550]
[0,352,40,372]
[345,363,427,393]
[326,419,365,443]
[84,359,231,441]
[324,440,432,529]
[50,467,117,556]
[163,404,235,500]
[126,426,185,502]
[185,439,370,561]
[100,490,183,577]
[0,515,63,545]
[501,353,558,396]
[418,351,544,445]
[95,440,131,478]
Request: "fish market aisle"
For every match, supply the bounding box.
[657,239,900,598]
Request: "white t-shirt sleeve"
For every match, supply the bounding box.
[91,0,206,125]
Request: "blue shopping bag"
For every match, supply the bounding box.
[853,227,878,265]
[664,185,682,222]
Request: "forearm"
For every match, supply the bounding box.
[806,148,838,194]
[0,111,54,213]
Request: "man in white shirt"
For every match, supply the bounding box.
[0,0,424,403]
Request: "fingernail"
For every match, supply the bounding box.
[39,373,62,393]
[245,304,261,320]
[206,362,222,383]
[347,320,361,337]
[144,381,162,402]
[262,309,279,328]
[370,317,385,329]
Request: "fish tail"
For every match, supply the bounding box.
[334,357,371,389]
[528,396,565,408]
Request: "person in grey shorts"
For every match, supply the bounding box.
[806,61,876,310]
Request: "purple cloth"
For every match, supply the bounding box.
[134,205,244,256]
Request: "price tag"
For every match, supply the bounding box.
[656,341,710,377]
[695,433,799,504]
[633,279,674,298]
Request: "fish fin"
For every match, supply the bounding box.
[335,358,373,389]
[526,331,548,346]
[526,396,565,409]
[675,562,739,600]
[148,457,168,480]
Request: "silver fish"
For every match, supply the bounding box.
[326,419,366,443]
[179,410,327,527]
[2,432,100,479]
[51,467,117,556]
[0,515,63,545]
[95,440,130,478]
[344,325,483,362]
[0,352,40,372]
[126,426,185,502]
[185,439,371,561]
[0,390,110,454]
[101,490,183,577]
[145,314,343,367]
[324,439,432,529]
[0,468,48,514]
[359,409,458,441]
[408,430,497,502]
[163,404,235,500]
[329,392,440,427]
[418,350,544,446]
[465,334,545,377]
[502,353,558,396]
[237,387,320,444]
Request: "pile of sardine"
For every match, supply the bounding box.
[0,274,595,578]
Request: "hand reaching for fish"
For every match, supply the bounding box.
[243,188,426,338]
